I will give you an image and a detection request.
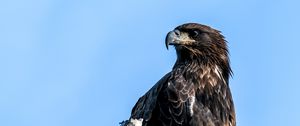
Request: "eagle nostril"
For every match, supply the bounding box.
[174,30,180,36]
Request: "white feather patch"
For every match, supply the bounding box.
[129,118,143,126]
[214,66,222,79]
[189,96,195,116]
[214,65,226,84]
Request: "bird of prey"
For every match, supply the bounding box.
[121,23,236,126]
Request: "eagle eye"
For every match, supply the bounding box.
[189,30,199,37]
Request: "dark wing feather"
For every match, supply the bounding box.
[130,72,171,122]
[190,75,236,126]
[158,68,196,126]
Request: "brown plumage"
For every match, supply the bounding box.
[122,23,235,126]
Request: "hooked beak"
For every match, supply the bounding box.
[165,29,195,50]
[165,30,181,50]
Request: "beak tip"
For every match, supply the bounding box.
[165,43,169,50]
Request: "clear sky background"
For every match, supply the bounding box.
[1,0,300,126]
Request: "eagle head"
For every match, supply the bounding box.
[166,23,229,64]
[166,23,232,77]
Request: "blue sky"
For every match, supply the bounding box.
[1,0,300,126]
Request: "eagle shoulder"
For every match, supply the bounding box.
[128,72,171,125]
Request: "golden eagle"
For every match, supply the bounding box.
[121,23,236,126]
